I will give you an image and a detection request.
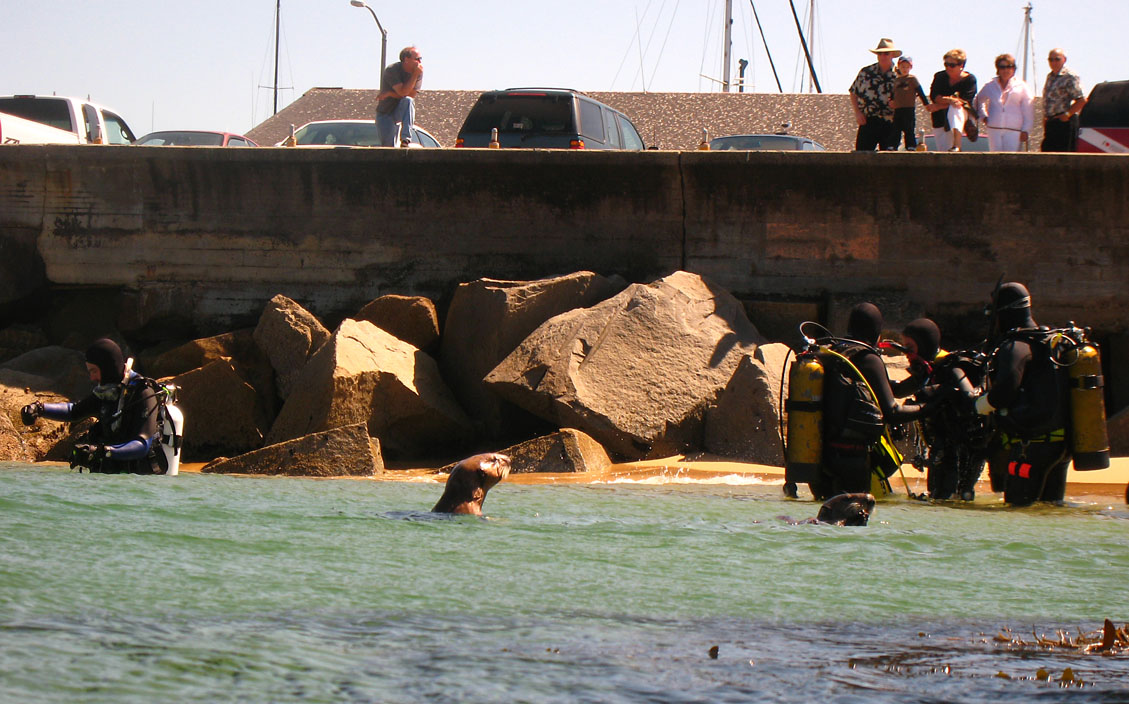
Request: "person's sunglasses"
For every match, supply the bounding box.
[1049,57,1064,62]
[944,62,961,68]
[997,64,1016,69]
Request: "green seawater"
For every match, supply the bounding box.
[1,462,1127,703]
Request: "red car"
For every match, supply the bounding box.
[135,130,258,147]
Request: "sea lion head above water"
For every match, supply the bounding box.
[431,453,512,515]
[816,492,876,526]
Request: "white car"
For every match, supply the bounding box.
[277,120,441,148]
[0,95,136,144]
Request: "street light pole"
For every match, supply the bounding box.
[349,0,387,76]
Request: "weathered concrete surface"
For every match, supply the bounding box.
[3,147,1126,338]
[202,422,383,477]
[485,271,765,459]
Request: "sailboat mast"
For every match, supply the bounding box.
[1021,2,1033,83]
[722,0,733,91]
[789,0,821,93]
[806,0,815,92]
[273,0,281,115]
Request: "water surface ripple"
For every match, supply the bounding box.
[2,463,1126,702]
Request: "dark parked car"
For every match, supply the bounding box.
[455,88,645,150]
[709,134,825,151]
[1077,80,1129,153]
[136,130,258,147]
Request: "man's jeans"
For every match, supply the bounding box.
[376,97,415,146]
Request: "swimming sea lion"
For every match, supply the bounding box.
[816,492,875,526]
[431,453,511,515]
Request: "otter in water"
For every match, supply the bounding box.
[431,453,512,516]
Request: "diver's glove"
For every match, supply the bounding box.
[20,402,43,426]
[973,394,995,416]
[70,443,107,471]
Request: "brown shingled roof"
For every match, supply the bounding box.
[246,87,1044,151]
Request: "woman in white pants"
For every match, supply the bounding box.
[974,54,1035,151]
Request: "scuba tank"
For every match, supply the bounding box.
[155,383,185,476]
[784,350,824,485]
[1056,336,1110,470]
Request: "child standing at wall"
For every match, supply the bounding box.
[891,56,930,150]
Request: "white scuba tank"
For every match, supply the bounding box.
[157,385,185,476]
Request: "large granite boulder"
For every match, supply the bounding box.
[203,422,383,477]
[497,427,614,473]
[0,377,75,462]
[0,324,49,365]
[252,294,330,400]
[1109,405,1128,458]
[485,271,766,460]
[0,407,32,462]
[440,272,625,437]
[355,295,440,351]
[703,343,790,465]
[265,319,473,459]
[0,346,90,399]
[168,359,269,461]
[140,328,278,423]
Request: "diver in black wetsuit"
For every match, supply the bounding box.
[974,282,1071,506]
[813,303,931,500]
[891,318,986,500]
[21,338,163,474]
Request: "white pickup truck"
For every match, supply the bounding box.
[0,95,136,145]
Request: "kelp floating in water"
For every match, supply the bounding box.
[994,619,1129,655]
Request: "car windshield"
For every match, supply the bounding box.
[0,97,74,132]
[138,131,225,146]
[462,95,574,135]
[295,122,380,146]
[710,135,803,150]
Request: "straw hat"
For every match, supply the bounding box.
[869,38,903,57]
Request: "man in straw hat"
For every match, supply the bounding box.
[849,38,902,151]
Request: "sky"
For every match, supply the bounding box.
[3,1,1125,137]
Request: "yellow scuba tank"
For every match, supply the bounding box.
[1067,343,1110,470]
[785,351,824,484]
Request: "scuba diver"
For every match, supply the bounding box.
[20,338,182,474]
[889,318,988,500]
[972,281,1110,505]
[810,303,933,500]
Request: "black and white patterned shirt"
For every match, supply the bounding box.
[850,62,897,121]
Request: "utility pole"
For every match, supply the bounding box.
[722,0,733,91]
[273,0,281,114]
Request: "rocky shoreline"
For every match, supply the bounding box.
[3,269,1125,481]
[2,271,793,475]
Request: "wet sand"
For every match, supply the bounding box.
[180,456,1129,501]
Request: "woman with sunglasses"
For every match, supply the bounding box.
[927,49,978,151]
[973,54,1035,152]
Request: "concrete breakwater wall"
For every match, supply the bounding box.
[1,145,1126,347]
